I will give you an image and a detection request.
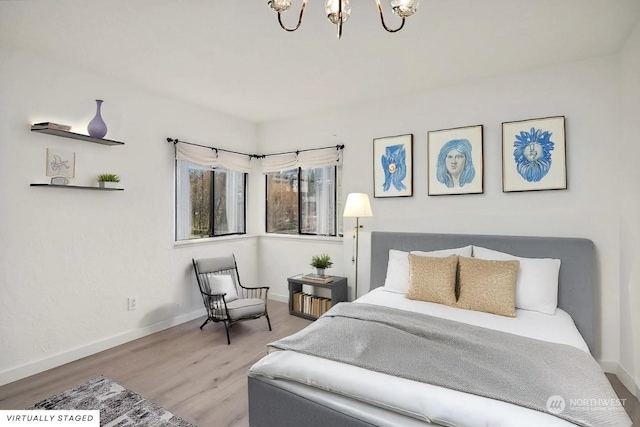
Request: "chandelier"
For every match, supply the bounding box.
[267,0,419,39]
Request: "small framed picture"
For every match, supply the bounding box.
[502,116,566,192]
[373,134,413,198]
[427,125,483,196]
[46,148,76,178]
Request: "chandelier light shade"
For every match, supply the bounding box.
[325,0,351,26]
[267,0,419,39]
[268,0,292,12]
[390,0,419,18]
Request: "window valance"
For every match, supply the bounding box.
[260,146,343,173]
[175,142,254,173]
[169,138,344,174]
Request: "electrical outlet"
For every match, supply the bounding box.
[128,297,137,311]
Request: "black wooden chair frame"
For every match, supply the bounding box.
[192,255,271,344]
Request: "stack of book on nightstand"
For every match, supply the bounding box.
[292,292,332,317]
[300,273,334,284]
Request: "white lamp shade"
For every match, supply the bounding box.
[343,193,373,218]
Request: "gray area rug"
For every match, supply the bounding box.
[30,376,196,427]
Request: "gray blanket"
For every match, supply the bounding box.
[269,303,631,427]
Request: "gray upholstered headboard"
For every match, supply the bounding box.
[370,232,599,358]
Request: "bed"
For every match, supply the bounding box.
[248,232,628,427]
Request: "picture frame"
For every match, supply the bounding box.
[427,125,483,196]
[373,134,413,198]
[502,116,566,192]
[46,148,76,178]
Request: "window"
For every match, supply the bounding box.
[176,160,246,240]
[266,166,338,236]
[265,170,299,234]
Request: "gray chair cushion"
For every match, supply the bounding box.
[227,298,266,319]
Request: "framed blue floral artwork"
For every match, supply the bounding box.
[502,116,567,192]
[427,125,483,196]
[373,134,413,198]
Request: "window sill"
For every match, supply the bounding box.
[259,234,343,244]
[173,234,257,248]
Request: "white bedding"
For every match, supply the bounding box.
[361,287,590,353]
[249,288,592,427]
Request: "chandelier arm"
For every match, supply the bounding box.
[337,0,343,39]
[375,0,406,33]
[277,0,308,32]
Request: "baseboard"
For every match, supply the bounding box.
[269,293,288,303]
[599,360,619,373]
[0,308,206,387]
[600,360,639,399]
[616,363,640,400]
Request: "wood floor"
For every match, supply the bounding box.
[1,300,638,426]
[0,301,311,426]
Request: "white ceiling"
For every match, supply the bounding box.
[1,0,639,123]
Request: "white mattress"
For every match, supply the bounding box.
[249,288,592,427]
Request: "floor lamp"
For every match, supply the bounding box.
[343,193,373,301]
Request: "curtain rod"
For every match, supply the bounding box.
[264,144,345,157]
[167,137,344,159]
[167,138,259,158]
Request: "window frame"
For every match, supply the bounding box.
[212,168,247,238]
[175,161,248,241]
[265,165,339,237]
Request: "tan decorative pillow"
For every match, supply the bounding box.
[405,254,458,306]
[455,256,519,317]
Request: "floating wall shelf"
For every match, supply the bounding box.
[30,123,125,190]
[31,126,125,146]
[30,184,124,191]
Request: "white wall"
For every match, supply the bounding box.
[258,55,635,383]
[258,235,344,302]
[618,22,640,396]
[0,48,260,385]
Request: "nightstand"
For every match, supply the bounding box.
[287,275,348,321]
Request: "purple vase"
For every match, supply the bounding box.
[87,99,108,138]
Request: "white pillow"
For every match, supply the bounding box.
[411,245,472,259]
[383,250,411,294]
[472,246,561,315]
[383,246,473,294]
[206,274,239,302]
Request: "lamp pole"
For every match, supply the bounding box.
[353,216,360,300]
[343,192,372,302]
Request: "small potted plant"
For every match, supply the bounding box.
[98,173,121,189]
[310,254,333,277]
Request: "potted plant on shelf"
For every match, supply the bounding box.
[97,173,121,189]
[310,254,333,277]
